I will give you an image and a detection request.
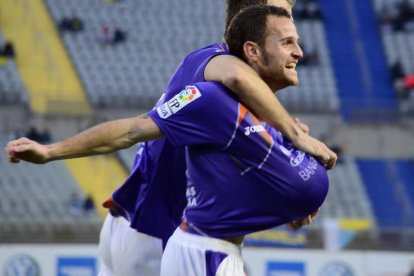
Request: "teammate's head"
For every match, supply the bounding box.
[225,5,303,92]
[225,0,295,32]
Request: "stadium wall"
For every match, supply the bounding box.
[1,245,413,276]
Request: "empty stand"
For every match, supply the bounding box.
[44,0,225,108]
[357,158,406,229]
[310,155,375,229]
[391,159,414,226]
[0,137,101,242]
[0,33,28,104]
[44,0,339,112]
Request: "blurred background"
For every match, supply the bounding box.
[0,0,414,275]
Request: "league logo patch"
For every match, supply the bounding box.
[156,86,202,119]
[179,86,198,101]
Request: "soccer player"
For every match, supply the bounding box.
[6,1,336,276]
[5,6,330,275]
[97,1,333,275]
[156,6,329,274]
[101,0,334,274]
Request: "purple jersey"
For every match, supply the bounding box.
[107,43,228,241]
[148,82,329,239]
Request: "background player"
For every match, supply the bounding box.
[5,1,336,275]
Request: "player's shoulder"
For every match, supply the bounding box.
[185,43,229,59]
[193,80,224,89]
[154,82,233,119]
[192,81,237,110]
[169,81,229,104]
[192,81,232,99]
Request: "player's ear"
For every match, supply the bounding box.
[243,41,260,63]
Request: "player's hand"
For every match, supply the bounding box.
[5,138,49,164]
[292,133,337,170]
[294,117,309,134]
[287,209,319,230]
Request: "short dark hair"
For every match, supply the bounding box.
[225,5,291,61]
[225,0,296,32]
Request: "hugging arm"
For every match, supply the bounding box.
[205,55,337,169]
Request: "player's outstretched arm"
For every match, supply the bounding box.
[204,55,337,169]
[5,115,162,164]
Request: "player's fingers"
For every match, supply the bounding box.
[9,156,21,163]
[311,208,319,218]
[325,149,337,170]
[5,140,17,149]
[316,144,337,170]
[288,216,314,230]
[326,159,336,170]
[13,137,36,146]
[315,150,331,168]
[5,143,17,158]
[11,139,37,154]
[8,137,29,146]
[5,139,32,163]
[307,138,330,165]
[300,123,309,134]
[287,222,300,231]
[294,117,309,134]
[6,143,36,162]
[6,138,31,151]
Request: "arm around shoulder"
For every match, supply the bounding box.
[204,54,299,141]
[203,54,337,168]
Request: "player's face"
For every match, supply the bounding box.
[255,16,303,91]
[267,0,292,15]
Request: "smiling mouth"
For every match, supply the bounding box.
[285,62,297,70]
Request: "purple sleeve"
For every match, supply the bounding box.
[165,44,229,98]
[188,44,228,83]
[148,82,238,148]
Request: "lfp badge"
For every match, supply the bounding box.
[179,86,199,101]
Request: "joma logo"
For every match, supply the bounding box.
[244,125,265,136]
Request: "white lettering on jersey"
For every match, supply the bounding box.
[156,86,202,119]
[244,125,265,136]
[280,145,306,167]
[186,186,197,207]
[298,157,318,181]
[157,104,172,118]
[290,151,305,167]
